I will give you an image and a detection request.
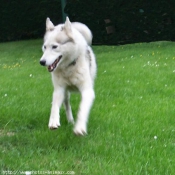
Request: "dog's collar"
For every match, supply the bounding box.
[68,59,76,67]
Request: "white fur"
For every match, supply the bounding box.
[40,17,97,135]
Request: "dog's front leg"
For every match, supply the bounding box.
[74,88,95,135]
[49,88,64,129]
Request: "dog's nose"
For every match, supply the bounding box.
[40,60,46,66]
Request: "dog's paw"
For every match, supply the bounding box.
[73,121,87,136]
[48,117,60,130]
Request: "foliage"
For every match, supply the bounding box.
[0,0,62,42]
[65,0,175,44]
[1,0,175,44]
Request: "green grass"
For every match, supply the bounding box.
[0,40,175,175]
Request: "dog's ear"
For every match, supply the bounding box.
[64,17,73,40]
[46,18,54,31]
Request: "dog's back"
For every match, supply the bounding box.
[72,22,92,45]
[71,22,96,82]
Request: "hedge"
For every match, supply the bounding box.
[0,0,62,42]
[1,0,175,44]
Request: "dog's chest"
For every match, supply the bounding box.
[55,67,85,89]
[64,70,82,86]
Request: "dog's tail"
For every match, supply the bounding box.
[72,22,92,45]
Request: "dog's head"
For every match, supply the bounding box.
[40,17,77,72]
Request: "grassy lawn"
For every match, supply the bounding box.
[0,40,175,175]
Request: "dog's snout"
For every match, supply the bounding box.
[40,60,46,66]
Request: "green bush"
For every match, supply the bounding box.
[65,0,175,44]
[0,0,62,42]
[1,0,175,44]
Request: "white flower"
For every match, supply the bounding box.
[154,136,158,140]
[4,94,7,97]
[29,74,32,77]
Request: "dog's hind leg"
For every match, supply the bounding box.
[63,91,74,124]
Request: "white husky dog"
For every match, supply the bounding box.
[40,17,97,135]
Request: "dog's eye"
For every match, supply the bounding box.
[44,45,46,49]
[52,45,58,49]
